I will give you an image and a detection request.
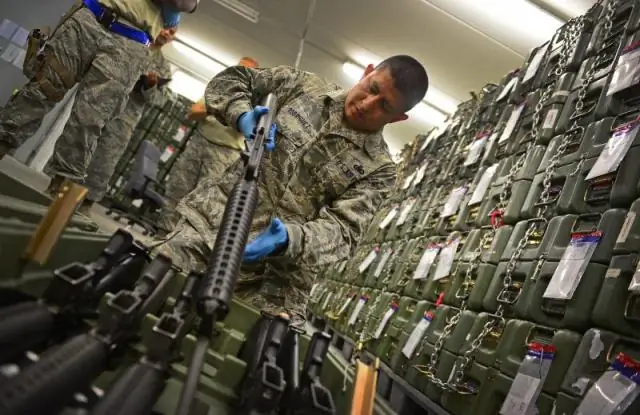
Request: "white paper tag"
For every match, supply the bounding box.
[442,186,468,218]
[396,198,417,226]
[464,135,488,166]
[500,374,541,415]
[575,359,640,415]
[160,145,175,162]
[586,124,637,180]
[497,76,518,102]
[338,295,354,315]
[403,173,416,189]
[543,232,601,300]
[433,238,461,281]
[322,292,333,310]
[481,132,500,164]
[616,211,636,244]
[374,306,397,339]
[413,245,441,280]
[358,247,379,273]
[348,297,367,326]
[401,313,433,358]
[543,108,559,130]
[338,260,348,274]
[379,207,399,229]
[522,44,548,83]
[607,44,640,96]
[629,263,640,292]
[469,163,499,205]
[499,104,526,143]
[373,248,393,278]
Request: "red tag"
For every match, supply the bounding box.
[528,342,556,354]
[491,208,504,229]
[436,292,445,307]
[616,353,640,371]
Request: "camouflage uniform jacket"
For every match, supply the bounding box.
[171,65,396,308]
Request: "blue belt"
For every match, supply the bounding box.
[83,0,151,46]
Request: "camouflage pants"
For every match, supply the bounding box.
[0,7,147,182]
[156,218,309,324]
[83,97,146,201]
[159,132,241,230]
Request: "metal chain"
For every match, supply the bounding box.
[358,288,386,345]
[447,14,589,392]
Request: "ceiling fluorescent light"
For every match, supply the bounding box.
[172,41,226,77]
[169,71,208,102]
[479,0,563,42]
[342,62,363,81]
[342,62,455,118]
[213,0,259,23]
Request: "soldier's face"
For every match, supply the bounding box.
[344,66,408,132]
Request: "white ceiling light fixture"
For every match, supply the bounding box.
[172,41,226,76]
[341,61,459,115]
[213,0,260,23]
[169,71,208,102]
[342,62,364,82]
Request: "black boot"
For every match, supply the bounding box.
[45,175,66,197]
[0,142,13,160]
[77,199,94,216]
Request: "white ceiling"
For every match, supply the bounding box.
[163,0,597,155]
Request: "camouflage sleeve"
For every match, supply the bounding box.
[204,65,303,132]
[281,163,397,268]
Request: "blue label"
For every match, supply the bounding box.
[570,232,601,245]
[611,360,640,384]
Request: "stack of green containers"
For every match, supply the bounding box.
[309,1,640,414]
[105,94,197,204]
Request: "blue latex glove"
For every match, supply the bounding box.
[161,5,181,27]
[237,106,277,151]
[243,218,288,262]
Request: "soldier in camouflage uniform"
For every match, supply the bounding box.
[0,0,198,192]
[159,57,258,232]
[158,56,429,321]
[79,32,174,214]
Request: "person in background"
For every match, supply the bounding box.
[157,55,428,322]
[158,56,259,233]
[0,0,197,195]
[77,27,176,215]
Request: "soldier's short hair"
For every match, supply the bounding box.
[376,55,429,112]
[239,56,259,68]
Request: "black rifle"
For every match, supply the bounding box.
[286,331,336,415]
[236,313,290,414]
[89,271,202,415]
[174,94,278,415]
[0,229,147,364]
[0,254,174,415]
